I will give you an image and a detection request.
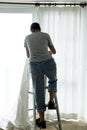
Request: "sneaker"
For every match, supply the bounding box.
[48,101,56,109]
[36,118,46,129]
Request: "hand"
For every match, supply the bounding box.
[49,51,52,55]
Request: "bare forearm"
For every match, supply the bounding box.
[49,45,56,54]
[25,47,30,58]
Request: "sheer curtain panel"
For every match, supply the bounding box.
[34,6,87,122]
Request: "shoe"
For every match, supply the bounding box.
[36,118,40,125]
[36,118,46,128]
[48,101,56,109]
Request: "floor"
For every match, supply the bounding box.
[36,120,87,130]
[0,120,87,130]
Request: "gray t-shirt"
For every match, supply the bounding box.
[24,32,53,62]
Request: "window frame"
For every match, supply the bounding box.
[0,4,37,21]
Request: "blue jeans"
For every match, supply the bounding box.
[29,57,57,112]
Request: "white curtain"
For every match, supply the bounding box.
[34,6,87,121]
[80,6,87,121]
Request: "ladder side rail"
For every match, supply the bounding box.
[55,95,62,130]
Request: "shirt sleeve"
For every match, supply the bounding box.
[47,34,53,46]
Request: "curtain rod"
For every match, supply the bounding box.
[0,2,87,7]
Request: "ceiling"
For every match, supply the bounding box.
[0,0,87,3]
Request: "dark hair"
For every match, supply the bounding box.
[30,22,41,31]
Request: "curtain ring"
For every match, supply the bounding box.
[35,3,40,7]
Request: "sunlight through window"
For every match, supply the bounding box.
[0,13,32,115]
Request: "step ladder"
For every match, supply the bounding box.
[28,86,62,130]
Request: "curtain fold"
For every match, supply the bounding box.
[6,59,33,130]
[79,6,87,121]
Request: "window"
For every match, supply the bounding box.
[0,13,32,115]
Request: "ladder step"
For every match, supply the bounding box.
[45,104,57,109]
[28,108,34,111]
[28,91,34,94]
[45,86,48,89]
